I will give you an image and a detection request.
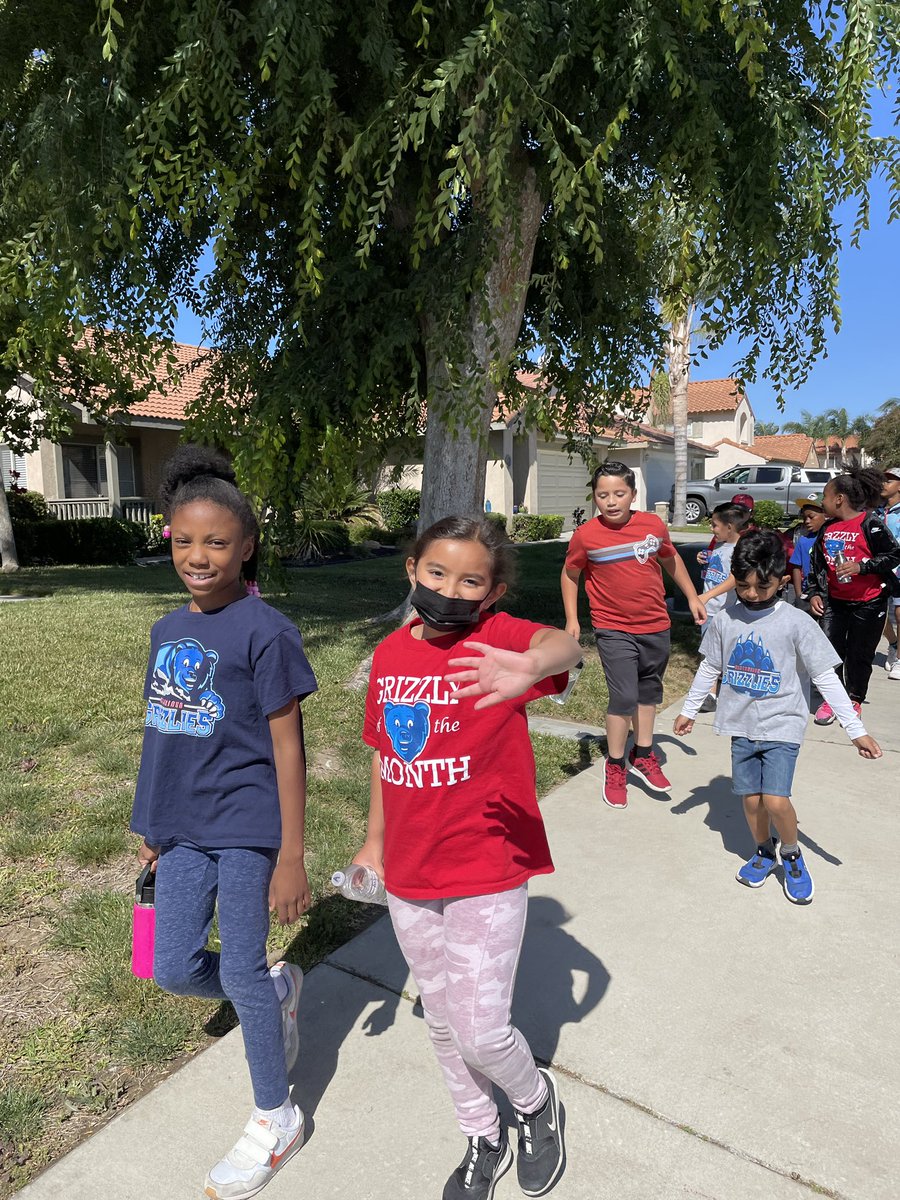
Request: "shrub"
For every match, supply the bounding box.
[510,514,565,542]
[348,520,381,546]
[5,489,49,521]
[377,488,420,532]
[279,517,352,562]
[12,517,142,565]
[751,500,786,529]
[371,527,412,547]
[484,512,508,532]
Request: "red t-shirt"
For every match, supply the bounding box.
[362,610,566,900]
[822,515,884,602]
[565,512,676,634]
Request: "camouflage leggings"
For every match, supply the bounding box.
[387,885,547,1142]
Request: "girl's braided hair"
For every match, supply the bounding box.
[159,445,260,588]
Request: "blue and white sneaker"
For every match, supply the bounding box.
[735,848,778,888]
[781,850,814,904]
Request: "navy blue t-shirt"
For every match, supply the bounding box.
[131,596,317,850]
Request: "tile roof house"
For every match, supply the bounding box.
[14,342,206,522]
[11,342,717,529]
[393,371,715,528]
[742,434,818,467]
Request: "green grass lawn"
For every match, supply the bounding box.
[0,544,700,1192]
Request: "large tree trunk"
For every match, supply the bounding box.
[0,486,20,572]
[667,304,695,527]
[418,164,544,533]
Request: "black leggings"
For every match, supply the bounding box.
[822,594,888,703]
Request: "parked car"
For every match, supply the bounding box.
[672,465,842,524]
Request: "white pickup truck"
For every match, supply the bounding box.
[673,464,841,524]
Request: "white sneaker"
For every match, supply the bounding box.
[271,961,303,1071]
[889,660,900,681]
[885,645,898,671]
[204,1107,305,1199]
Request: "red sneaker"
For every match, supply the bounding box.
[852,700,862,719]
[627,748,671,793]
[602,760,628,809]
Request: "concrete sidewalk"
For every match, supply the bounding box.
[22,658,900,1200]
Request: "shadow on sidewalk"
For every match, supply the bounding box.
[669,773,842,865]
[270,896,610,1138]
[512,896,611,1065]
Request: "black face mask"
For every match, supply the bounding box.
[410,581,484,631]
[739,594,780,611]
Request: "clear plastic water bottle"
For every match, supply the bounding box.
[832,547,850,583]
[331,864,388,905]
[548,659,585,706]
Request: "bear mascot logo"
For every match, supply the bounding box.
[384,702,431,762]
[149,639,226,733]
[724,632,782,698]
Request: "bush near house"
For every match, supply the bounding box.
[485,512,507,532]
[377,488,420,532]
[5,488,50,521]
[12,517,145,565]
[510,513,565,542]
[751,500,787,529]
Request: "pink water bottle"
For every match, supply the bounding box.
[131,864,156,979]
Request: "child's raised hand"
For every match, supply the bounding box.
[269,858,311,926]
[445,641,542,709]
[673,715,694,736]
[853,735,882,760]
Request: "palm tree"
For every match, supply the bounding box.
[782,409,831,439]
[754,420,781,436]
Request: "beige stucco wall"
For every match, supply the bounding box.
[704,441,767,478]
[139,427,182,504]
[690,398,754,448]
[26,423,181,502]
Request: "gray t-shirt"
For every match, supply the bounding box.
[701,601,841,744]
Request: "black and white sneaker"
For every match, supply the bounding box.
[514,1067,566,1196]
[442,1131,512,1200]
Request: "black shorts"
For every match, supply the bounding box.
[593,628,671,716]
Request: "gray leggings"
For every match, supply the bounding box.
[153,843,287,1109]
[388,885,546,1142]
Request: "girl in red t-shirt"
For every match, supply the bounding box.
[808,468,900,722]
[353,515,580,1200]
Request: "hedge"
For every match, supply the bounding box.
[484,512,507,531]
[377,488,420,532]
[12,517,146,565]
[509,514,565,542]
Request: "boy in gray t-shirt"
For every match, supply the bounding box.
[675,531,881,904]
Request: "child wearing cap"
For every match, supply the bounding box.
[881,467,900,679]
[789,496,828,616]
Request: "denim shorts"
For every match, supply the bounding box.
[731,738,801,797]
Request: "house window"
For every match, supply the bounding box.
[1,445,27,490]
[691,460,705,480]
[687,420,703,438]
[61,443,138,498]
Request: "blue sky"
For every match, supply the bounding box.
[698,176,899,427]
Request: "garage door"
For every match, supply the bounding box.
[536,447,592,529]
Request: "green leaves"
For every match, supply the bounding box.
[0,0,898,527]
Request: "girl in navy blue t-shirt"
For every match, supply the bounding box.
[131,446,317,1200]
